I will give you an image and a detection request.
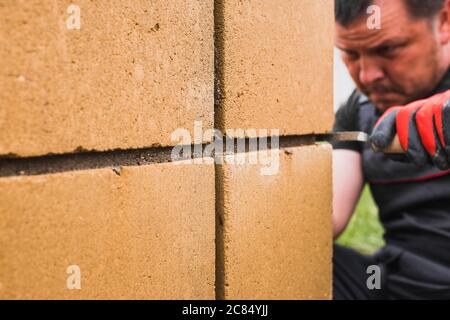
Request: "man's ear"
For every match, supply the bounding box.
[438,0,450,45]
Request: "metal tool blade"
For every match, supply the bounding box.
[315,131,369,143]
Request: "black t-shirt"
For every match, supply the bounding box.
[332,71,450,290]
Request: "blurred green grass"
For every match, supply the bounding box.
[336,185,385,254]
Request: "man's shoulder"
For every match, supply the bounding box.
[334,90,361,127]
[339,89,370,114]
[356,92,370,105]
[331,90,378,152]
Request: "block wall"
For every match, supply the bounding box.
[0,0,334,299]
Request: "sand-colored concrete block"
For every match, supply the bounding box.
[217,144,332,299]
[0,0,213,157]
[216,0,333,136]
[0,162,215,299]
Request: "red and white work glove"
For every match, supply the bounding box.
[370,90,450,170]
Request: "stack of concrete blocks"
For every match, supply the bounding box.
[0,0,333,299]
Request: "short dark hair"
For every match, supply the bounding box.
[335,0,446,26]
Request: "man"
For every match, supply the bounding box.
[333,0,450,299]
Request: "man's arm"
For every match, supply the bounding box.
[332,149,364,239]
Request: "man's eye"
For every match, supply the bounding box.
[344,51,359,60]
[377,46,397,56]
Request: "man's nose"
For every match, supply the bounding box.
[359,58,384,86]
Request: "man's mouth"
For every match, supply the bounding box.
[371,92,391,98]
[369,90,401,101]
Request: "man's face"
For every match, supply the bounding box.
[335,0,448,111]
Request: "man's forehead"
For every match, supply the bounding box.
[335,32,410,52]
[335,17,421,50]
[335,0,414,49]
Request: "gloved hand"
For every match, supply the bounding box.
[370,90,450,170]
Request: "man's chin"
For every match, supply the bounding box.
[369,94,405,112]
[372,100,400,112]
